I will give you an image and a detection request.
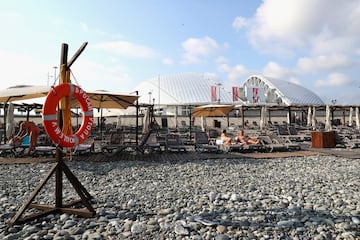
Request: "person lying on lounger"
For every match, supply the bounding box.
[221,129,232,145]
[234,130,260,145]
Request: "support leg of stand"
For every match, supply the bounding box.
[8,150,95,227]
[8,163,59,227]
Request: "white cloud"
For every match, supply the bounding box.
[310,29,357,55]
[181,36,221,64]
[232,16,247,31]
[217,63,230,73]
[93,41,159,59]
[296,54,352,74]
[262,61,290,79]
[314,72,352,87]
[247,0,360,56]
[248,0,321,48]
[227,64,249,82]
[216,56,230,72]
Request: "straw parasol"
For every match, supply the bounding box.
[356,107,360,130]
[307,106,312,127]
[259,105,267,130]
[325,105,332,131]
[311,106,317,130]
[349,107,353,126]
[6,102,15,139]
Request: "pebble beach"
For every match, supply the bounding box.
[1,154,360,239]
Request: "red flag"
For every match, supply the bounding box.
[211,86,217,102]
[232,86,238,101]
[252,87,259,103]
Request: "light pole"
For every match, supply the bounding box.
[53,66,58,84]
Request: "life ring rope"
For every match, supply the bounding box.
[42,83,94,148]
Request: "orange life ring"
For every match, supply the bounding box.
[42,83,94,147]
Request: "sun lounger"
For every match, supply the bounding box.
[0,144,18,157]
[239,142,264,152]
[194,131,219,153]
[165,133,187,152]
[101,130,161,155]
[0,136,30,157]
[258,135,287,152]
[277,125,310,142]
[271,134,301,151]
[228,143,245,152]
[287,126,311,141]
[71,138,95,155]
[101,131,125,154]
[138,132,162,153]
[33,146,57,157]
[335,131,360,149]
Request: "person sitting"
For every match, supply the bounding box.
[235,130,260,145]
[221,129,232,145]
[13,121,41,155]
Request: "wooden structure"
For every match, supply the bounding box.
[311,131,336,148]
[8,43,95,227]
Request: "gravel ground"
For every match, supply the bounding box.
[1,154,360,239]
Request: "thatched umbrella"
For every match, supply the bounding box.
[311,106,317,130]
[355,107,360,130]
[349,107,353,127]
[307,106,312,127]
[325,105,332,131]
[259,105,267,130]
[6,102,15,140]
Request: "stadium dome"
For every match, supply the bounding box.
[134,72,234,105]
[240,75,324,106]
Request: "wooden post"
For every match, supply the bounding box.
[8,42,95,227]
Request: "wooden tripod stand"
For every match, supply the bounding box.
[8,42,95,227]
[8,148,95,227]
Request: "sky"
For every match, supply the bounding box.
[0,0,359,104]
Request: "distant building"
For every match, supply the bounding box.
[134,73,324,109]
[134,72,237,116]
[239,74,324,106]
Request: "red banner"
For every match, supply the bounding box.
[232,86,238,101]
[252,87,259,103]
[211,86,217,102]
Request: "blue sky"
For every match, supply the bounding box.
[1,0,359,104]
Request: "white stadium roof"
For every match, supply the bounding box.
[241,75,324,106]
[133,73,324,107]
[134,72,234,105]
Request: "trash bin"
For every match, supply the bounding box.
[311,131,335,148]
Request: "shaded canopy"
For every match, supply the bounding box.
[0,85,51,103]
[70,90,139,109]
[192,104,234,117]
